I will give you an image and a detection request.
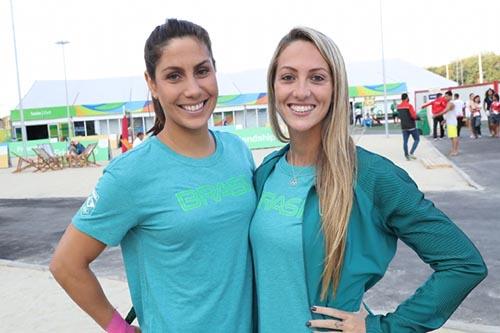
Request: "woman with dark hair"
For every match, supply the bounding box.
[50,19,256,332]
[471,95,483,139]
[251,26,487,332]
[484,88,495,136]
[490,93,500,138]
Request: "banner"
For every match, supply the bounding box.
[232,127,285,149]
[349,82,407,97]
[8,135,110,162]
[11,106,75,122]
[0,144,9,168]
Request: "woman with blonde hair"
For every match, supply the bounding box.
[250,26,487,332]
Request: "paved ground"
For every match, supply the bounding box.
[0,130,498,332]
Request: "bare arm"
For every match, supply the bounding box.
[49,224,115,330]
[435,101,454,117]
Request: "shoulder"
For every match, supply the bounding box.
[254,145,288,179]
[355,146,408,189]
[104,138,155,181]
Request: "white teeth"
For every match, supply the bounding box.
[181,102,204,112]
[290,104,314,113]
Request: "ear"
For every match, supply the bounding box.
[144,71,158,99]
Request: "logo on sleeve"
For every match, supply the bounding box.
[80,190,100,216]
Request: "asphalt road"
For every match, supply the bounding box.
[0,127,498,326]
[364,128,500,326]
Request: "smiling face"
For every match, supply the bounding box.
[274,40,332,139]
[145,37,218,137]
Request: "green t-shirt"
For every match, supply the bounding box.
[73,131,256,332]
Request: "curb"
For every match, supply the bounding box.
[425,138,484,190]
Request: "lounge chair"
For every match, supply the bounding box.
[12,152,43,173]
[39,144,66,168]
[32,147,63,171]
[73,143,99,167]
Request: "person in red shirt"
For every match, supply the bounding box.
[490,93,500,138]
[422,93,448,140]
[397,93,420,160]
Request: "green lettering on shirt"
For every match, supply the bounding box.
[176,176,252,212]
[258,191,305,218]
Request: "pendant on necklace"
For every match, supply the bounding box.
[289,177,298,186]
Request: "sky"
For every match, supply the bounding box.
[1,0,499,117]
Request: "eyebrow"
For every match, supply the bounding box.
[277,65,329,73]
[161,59,211,73]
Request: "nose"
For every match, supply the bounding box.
[183,76,203,99]
[292,79,311,100]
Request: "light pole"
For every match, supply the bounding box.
[9,0,28,156]
[379,0,389,137]
[55,40,72,138]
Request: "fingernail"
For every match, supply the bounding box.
[306,321,311,327]
[311,306,317,312]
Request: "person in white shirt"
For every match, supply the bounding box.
[465,93,475,138]
[436,91,459,156]
[133,132,145,148]
[452,93,465,137]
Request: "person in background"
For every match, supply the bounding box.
[251,26,487,333]
[465,93,475,138]
[390,101,398,123]
[422,93,447,140]
[436,91,459,156]
[471,95,482,139]
[397,93,420,160]
[50,19,256,333]
[132,132,145,148]
[490,93,500,138]
[66,140,86,167]
[354,106,363,126]
[484,88,495,136]
[453,93,465,137]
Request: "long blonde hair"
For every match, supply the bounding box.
[267,27,357,299]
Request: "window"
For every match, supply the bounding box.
[86,121,96,136]
[74,121,85,136]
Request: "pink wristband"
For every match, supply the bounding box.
[106,310,135,333]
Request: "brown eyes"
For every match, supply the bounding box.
[165,67,210,82]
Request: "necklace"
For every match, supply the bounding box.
[288,150,308,186]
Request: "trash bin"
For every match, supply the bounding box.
[416,109,430,135]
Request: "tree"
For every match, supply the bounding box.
[427,53,500,85]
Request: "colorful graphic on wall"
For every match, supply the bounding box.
[11,84,406,122]
[349,82,407,97]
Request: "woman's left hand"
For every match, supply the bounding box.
[307,305,368,332]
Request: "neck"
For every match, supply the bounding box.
[288,130,321,166]
[157,124,214,158]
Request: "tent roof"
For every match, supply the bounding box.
[16,59,456,109]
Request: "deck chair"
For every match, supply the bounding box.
[39,144,65,169]
[32,147,63,171]
[74,143,99,167]
[11,152,43,173]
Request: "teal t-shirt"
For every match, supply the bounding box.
[73,131,256,332]
[250,154,315,332]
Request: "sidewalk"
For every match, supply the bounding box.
[0,135,491,332]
